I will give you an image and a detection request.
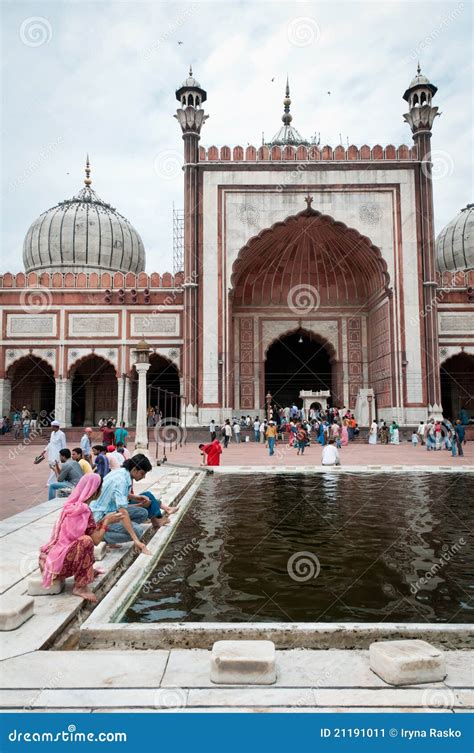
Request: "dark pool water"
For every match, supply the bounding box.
[123,473,473,624]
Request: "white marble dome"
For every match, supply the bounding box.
[436,204,474,273]
[23,174,145,274]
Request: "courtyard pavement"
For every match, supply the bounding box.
[0,439,472,520]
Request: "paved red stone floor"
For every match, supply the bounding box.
[1,437,471,520]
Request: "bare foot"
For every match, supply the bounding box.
[155,517,170,528]
[93,568,105,578]
[72,587,98,603]
[163,506,179,515]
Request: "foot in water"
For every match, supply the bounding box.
[72,587,98,603]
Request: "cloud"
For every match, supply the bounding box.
[1,0,472,273]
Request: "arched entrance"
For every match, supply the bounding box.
[441,353,474,421]
[231,203,390,413]
[8,356,55,419]
[131,354,181,420]
[70,356,117,426]
[265,331,333,410]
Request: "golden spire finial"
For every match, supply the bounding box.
[84,154,92,186]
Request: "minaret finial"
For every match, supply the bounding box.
[84,154,92,186]
[282,77,292,125]
[417,61,421,75]
[189,64,193,77]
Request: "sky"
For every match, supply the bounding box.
[1,0,472,273]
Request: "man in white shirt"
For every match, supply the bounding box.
[223,420,232,448]
[321,439,341,466]
[233,421,241,443]
[209,420,216,441]
[40,420,67,485]
[253,418,260,442]
[80,426,93,463]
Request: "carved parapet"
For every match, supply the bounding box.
[201,144,417,162]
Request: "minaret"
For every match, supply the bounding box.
[403,65,442,417]
[174,67,208,424]
[282,76,293,127]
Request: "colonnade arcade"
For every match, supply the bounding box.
[2,352,181,428]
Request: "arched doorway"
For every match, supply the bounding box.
[131,354,181,420]
[441,353,474,421]
[265,331,333,410]
[231,202,390,413]
[8,356,55,419]
[70,356,117,426]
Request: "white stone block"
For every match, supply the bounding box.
[0,595,34,631]
[369,640,446,686]
[94,542,106,561]
[211,640,276,685]
[27,575,65,596]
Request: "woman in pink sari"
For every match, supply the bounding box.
[39,474,122,603]
[341,420,349,446]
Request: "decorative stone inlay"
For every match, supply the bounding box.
[131,314,179,336]
[68,348,118,370]
[7,314,55,337]
[359,203,383,225]
[5,348,56,370]
[439,313,474,333]
[69,314,118,336]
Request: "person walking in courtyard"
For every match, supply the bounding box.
[368,418,378,445]
[341,420,349,446]
[233,420,241,443]
[222,419,232,448]
[209,419,216,441]
[417,420,425,445]
[114,421,128,447]
[90,454,153,552]
[411,431,419,447]
[39,420,67,487]
[454,419,466,457]
[101,420,115,446]
[296,423,307,456]
[199,439,223,466]
[253,417,260,442]
[12,410,21,439]
[80,427,93,464]
[266,420,277,456]
[30,409,38,434]
[39,474,123,603]
[22,412,31,441]
[379,421,389,444]
[389,420,400,445]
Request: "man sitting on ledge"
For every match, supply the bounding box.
[89,454,153,554]
[321,438,341,467]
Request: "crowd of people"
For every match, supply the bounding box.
[198,404,469,466]
[35,419,177,603]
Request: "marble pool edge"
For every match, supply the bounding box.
[79,465,473,652]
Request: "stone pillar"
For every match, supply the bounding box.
[54,378,72,427]
[0,378,12,417]
[117,375,132,428]
[134,363,150,449]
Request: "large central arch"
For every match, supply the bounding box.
[231,205,391,413]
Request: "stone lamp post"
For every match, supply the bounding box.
[133,339,151,452]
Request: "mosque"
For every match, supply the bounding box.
[0,67,472,428]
